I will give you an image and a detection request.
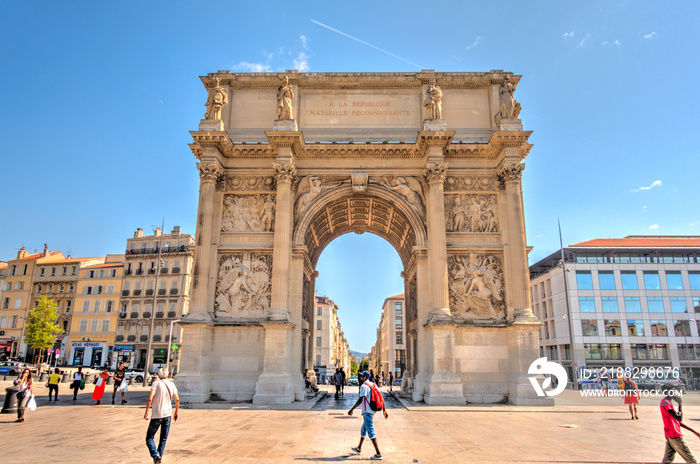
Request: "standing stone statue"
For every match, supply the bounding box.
[276,76,294,120]
[497,75,521,120]
[204,77,228,120]
[424,78,443,120]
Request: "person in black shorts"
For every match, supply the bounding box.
[112,361,127,405]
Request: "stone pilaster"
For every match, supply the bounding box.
[187,161,222,323]
[498,161,530,320]
[424,161,452,323]
[268,162,296,322]
[253,321,297,404]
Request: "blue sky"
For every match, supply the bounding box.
[1,2,698,352]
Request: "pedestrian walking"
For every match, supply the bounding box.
[348,371,388,460]
[15,368,34,422]
[389,372,394,392]
[333,369,343,400]
[660,385,699,463]
[596,367,610,396]
[144,367,180,464]
[47,368,61,401]
[92,367,110,405]
[113,361,127,405]
[622,374,640,419]
[340,367,346,397]
[71,367,84,401]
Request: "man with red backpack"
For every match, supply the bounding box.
[348,371,389,460]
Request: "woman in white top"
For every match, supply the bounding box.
[16,368,33,422]
[72,366,84,400]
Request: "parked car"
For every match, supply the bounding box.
[0,361,28,376]
[348,375,359,386]
[124,369,152,383]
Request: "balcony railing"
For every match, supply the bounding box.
[130,312,139,318]
[167,311,176,318]
[160,268,168,274]
[169,289,178,295]
[156,312,164,319]
[158,289,166,295]
[135,269,143,275]
[124,269,132,275]
[121,290,130,296]
[171,267,181,274]
[164,335,170,342]
[140,335,148,342]
[118,313,127,319]
[153,335,161,342]
[148,268,156,275]
[126,246,191,255]
[127,335,136,342]
[143,312,151,319]
[145,289,154,296]
[115,335,125,341]
[133,289,142,296]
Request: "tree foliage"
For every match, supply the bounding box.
[24,296,64,354]
[350,360,359,376]
[359,360,369,372]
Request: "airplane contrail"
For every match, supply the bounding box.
[310,19,422,69]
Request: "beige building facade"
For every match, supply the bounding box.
[312,295,350,383]
[178,70,544,405]
[372,294,407,381]
[116,226,194,371]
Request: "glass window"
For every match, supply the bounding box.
[602,297,618,313]
[576,271,593,290]
[581,319,598,336]
[689,272,700,290]
[78,318,88,333]
[670,297,687,313]
[584,344,602,360]
[94,300,101,313]
[316,320,322,330]
[560,344,571,360]
[395,317,403,329]
[602,344,623,360]
[604,319,621,336]
[678,344,697,360]
[674,320,692,337]
[650,320,668,336]
[621,271,638,289]
[317,307,322,316]
[627,320,645,336]
[666,272,684,290]
[624,297,641,312]
[631,344,648,360]
[82,300,90,313]
[101,319,111,332]
[649,344,669,360]
[647,297,665,313]
[579,297,596,313]
[598,271,615,290]
[694,297,700,313]
[316,337,322,346]
[644,271,661,290]
[396,332,403,345]
[394,302,402,314]
[90,318,98,332]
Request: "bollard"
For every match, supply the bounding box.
[128,377,134,386]
[39,372,47,382]
[61,372,70,383]
[106,373,113,385]
[1,386,20,414]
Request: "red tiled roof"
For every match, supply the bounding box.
[386,293,405,299]
[571,236,700,248]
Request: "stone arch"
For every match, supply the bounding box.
[293,183,427,267]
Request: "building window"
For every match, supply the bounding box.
[689,272,700,290]
[62,267,67,275]
[90,318,99,332]
[40,268,45,277]
[560,344,571,360]
[674,320,692,337]
[94,300,101,313]
[395,302,402,314]
[0,315,5,328]
[85,286,92,295]
[37,284,42,293]
[649,344,668,360]
[584,344,602,360]
[111,269,117,277]
[647,296,665,313]
[11,316,18,328]
[395,349,406,376]
[650,320,668,336]
[396,332,403,345]
[14,297,22,309]
[643,271,661,290]
[316,354,321,366]
[581,320,598,336]
[694,297,700,313]
[579,297,596,313]
[601,344,623,360]
[598,271,615,290]
[666,272,684,290]
[101,318,111,333]
[395,317,403,329]
[18,282,24,290]
[621,271,638,289]
[50,267,56,276]
[622,297,640,313]
[316,337,322,347]
[107,285,114,294]
[604,320,621,336]
[631,344,648,359]
[79,318,88,333]
[678,344,700,360]
[2,298,8,309]
[317,307,322,316]
[576,271,593,290]
[602,297,618,313]
[66,300,71,312]
[317,320,322,330]
[670,297,687,313]
[627,320,645,336]
[82,300,90,313]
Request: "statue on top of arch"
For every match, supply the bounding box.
[494,75,522,126]
[204,77,228,120]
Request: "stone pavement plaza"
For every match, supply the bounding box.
[3,381,700,464]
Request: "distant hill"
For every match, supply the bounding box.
[350,350,368,360]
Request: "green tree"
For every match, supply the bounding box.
[350,360,359,376]
[359,360,369,372]
[24,296,63,364]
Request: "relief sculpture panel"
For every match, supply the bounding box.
[222,194,275,232]
[444,176,496,192]
[445,194,498,232]
[448,253,505,321]
[215,253,272,318]
[370,176,426,223]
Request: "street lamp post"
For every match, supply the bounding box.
[165,318,181,377]
[143,220,165,387]
[558,219,578,391]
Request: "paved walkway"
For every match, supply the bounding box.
[2,380,700,463]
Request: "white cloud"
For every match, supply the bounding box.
[644,32,657,39]
[563,31,574,38]
[233,61,271,72]
[465,36,482,50]
[293,52,309,72]
[614,40,621,46]
[300,35,308,49]
[632,180,662,192]
[576,33,591,48]
[649,224,660,230]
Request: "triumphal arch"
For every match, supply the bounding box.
[177,70,548,406]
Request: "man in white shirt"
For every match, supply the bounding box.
[144,368,180,464]
[348,371,388,460]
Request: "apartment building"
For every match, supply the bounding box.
[313,295,351,383]
[530,236,700,388]
[0,262,8,357]
[68,258,124,367]
[372,293,406,380]
[116,226,194,371]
